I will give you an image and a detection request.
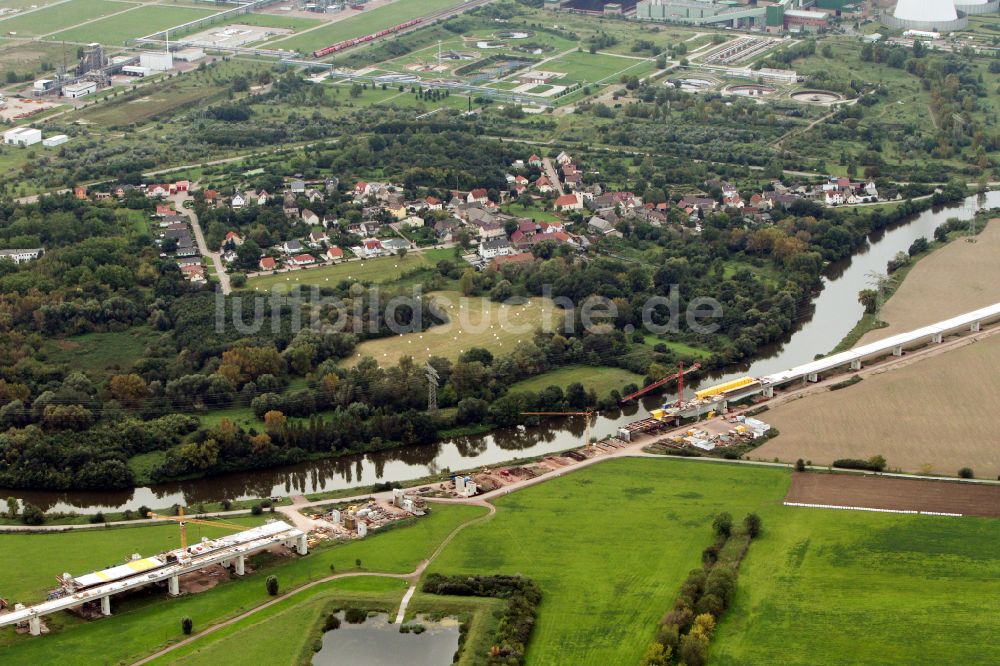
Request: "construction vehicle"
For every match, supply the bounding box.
[146,508,248,551]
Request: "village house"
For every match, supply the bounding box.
[223,231,244,248]
[554,193,583,212]
[528,154,543,168]
[535,176,554,194]
[381,238,411,254]
[588,216,614,235]
[283,240,304,254]
[289,179,306,193]
[284,206,300,219]
[308,230,329,246]
[325,246,344,262]
[259,257,277,271]
[288,253,315,267]
[155,203,174,217]
[479,237,512,259]
[424,196,443,211]
[180,264,206,283]
[467,188,489,205]
[230,192,246,210]
[556,151,572,166]
[302,209,320,226]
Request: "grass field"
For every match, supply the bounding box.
[265,0,462,53]
[429,458,1000,665]
[49,5,217,44]
[757,332,1000,479]
[505,364,642,399]
[0,504,485,665]
[856,219,1000,346]
[248,248,455,290]
[41,327,153,376]
[344,289,561,367]
[542,50,656,86]
[0,0,129,36]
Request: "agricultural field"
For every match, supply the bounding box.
[248,248,455,291]
[505,364,642,399]
[0,0,131,37]
[0,504,485,665]
[343,289,561,367]
[48,4,218,44]
[429,457,1000,665]
[757,332,1000,479]
[264,0,462,54]
[856,219,1000,346]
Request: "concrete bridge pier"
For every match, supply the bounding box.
[893,345,903,357]
[807,372,819,383]
[235,555,245,576]
[763,386,774,398]
[850,359,862,371]
[296,535,308,556]
[29,616,40,636]
[168,575,180,596]
[971,321,981,332]
[101,595,111,616]
[932,333,943,343]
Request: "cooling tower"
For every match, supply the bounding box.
[955,0,1000,16]
[882,0,968,31]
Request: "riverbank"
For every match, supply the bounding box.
[827,216,995,355]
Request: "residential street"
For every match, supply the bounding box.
[170,192,231,295]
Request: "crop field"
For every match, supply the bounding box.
[343,289,561,367]
[265,0,462,54]
[48,4,217,44]
[429,457,1000,665]
[0,0,133,36]
[248,248,455,290]
[785,472,1000,518]
[505,364,643,399]
[0,504,485,665]
[757,332,1000,479]
[856,219,1000,346]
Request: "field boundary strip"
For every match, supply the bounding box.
[783,501,962,517]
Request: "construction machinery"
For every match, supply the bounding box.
[146,508,247,550]
[619,361,701,404]
[522,411,595,448]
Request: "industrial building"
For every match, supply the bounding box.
[122,65,151,77]
[3,126,42,146]
[139,51,173,72]
[62,81,97,99]
[42,134,69,147]
[882,0,968,32]
[173,47,206,62]
[0,248,44,263]
[727,67,799,84]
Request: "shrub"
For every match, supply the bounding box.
[795,458,806,472]
[251,504,263,516]
[89,511,106,524]
[712,512,732,538]
[323,614,341,631]
[744,513,762,539]
[344,608,367,624]
[958,467,974,479]
[679,627,709,666]
[266,575,279,596]
[20,503,45,525]
[833,458,885,472]
[181,617,193,635]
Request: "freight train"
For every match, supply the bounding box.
[312,18,423,58]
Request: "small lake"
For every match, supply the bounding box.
[312,612,460,666]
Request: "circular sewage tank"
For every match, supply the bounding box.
[791,89,844,105]
[726,83,776,97]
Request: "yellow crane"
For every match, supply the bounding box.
[147,507,247,550]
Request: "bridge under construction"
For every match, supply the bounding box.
[0,520,306,637]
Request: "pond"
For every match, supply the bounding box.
[312,612,460,666]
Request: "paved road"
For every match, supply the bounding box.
[542,157,565,196]
[170,192,230,295]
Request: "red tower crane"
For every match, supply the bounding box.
[618,362,701,405]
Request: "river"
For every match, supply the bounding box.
[9,192,999,513]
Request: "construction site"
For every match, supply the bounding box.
[0,513,307,637]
